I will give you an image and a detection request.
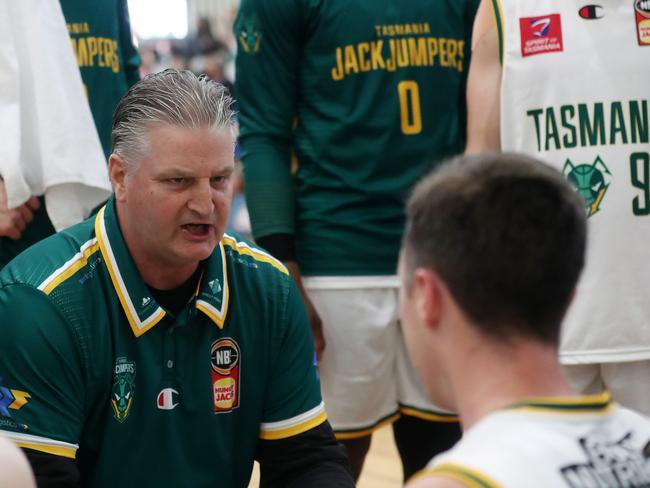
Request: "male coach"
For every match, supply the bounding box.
[0,70,353,487]
[399,153,650,487]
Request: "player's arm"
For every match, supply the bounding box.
[0,284,85,486]
[118,0,140,87]
[465,0,502,153]
[256,421,353,487]
[256,278,353,486]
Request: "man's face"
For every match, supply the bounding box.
[116,125,234,274]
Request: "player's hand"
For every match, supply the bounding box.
[285,261,326,362]
[0,179,40,240]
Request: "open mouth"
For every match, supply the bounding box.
[181,223,211,237]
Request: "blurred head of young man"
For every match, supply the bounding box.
[108,69,235,289]
[398,153,587,420]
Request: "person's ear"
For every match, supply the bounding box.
[109,154,128,202]
[413,267,444,332]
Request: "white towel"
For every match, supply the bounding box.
[0,0,112,231]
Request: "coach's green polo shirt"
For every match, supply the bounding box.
[0,197,325,487]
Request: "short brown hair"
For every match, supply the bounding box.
[403,152,587,345]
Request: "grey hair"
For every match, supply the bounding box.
[111,69,235,166]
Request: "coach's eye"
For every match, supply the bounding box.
[169,177,186,184]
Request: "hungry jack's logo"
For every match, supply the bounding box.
[211,338,241,414]
[635,0,650,45]
[519,14,564,57]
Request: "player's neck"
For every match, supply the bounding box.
[450,338,574,431]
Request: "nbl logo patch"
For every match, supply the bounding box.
[635,0,650,46]
[519,14,564,57]
[210,338,241,414]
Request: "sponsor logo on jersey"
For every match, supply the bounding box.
[561,432,650,486]
[563,156,611,217]
[141,296,151,307]
[157,388,179,410]
[111,357,136,422]
[210,338,241,413]
[635,0,650,45]
[579,5,604,19]
[0,378,30,418]
[237,14,262,54]
[519,14,564,57]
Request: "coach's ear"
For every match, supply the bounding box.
[414,267,443,332]
[108,153,128,202]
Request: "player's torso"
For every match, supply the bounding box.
[59,0,130,156]
[429,402,650,487]
[293,0,477,276]
[498,0,650,361]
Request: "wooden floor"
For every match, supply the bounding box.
[248,425,403,487]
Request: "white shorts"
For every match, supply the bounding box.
[562,361,650,416]
[304,276,457,439]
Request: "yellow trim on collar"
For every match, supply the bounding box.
[94,207,166,337]
[412,463,502,488]
[196,242,230,329]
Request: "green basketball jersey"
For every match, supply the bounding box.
[0,0,139,271]
[60,0,140,158]
[0,198,324,487]
[235,0,479,276]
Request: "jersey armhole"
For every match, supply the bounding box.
[490,0,505,66]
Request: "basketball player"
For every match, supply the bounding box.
[400,153,650,487]
[465,0,650,415]
[234,0,480,479]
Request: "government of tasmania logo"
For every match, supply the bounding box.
[111,357,136,422]
[563,156,611,217]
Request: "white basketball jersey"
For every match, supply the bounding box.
[420,393,650,487]
[497,0,650,363]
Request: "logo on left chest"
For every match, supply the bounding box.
[519,14,564,57]
[210,338,241,414]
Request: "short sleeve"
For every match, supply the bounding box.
[259,279,326,440]
[0,284,85,459]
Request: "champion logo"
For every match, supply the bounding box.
[157,388,179,410]
[531,17,552,37]
[579,5,604,19]
[141,297,151,306]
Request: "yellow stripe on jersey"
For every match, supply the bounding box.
[259,411,328,440]
[39,239,101,295]
[412,463,502,488]
[260,402,327,440]
[7,433,78,460]
[221,234,288,275]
